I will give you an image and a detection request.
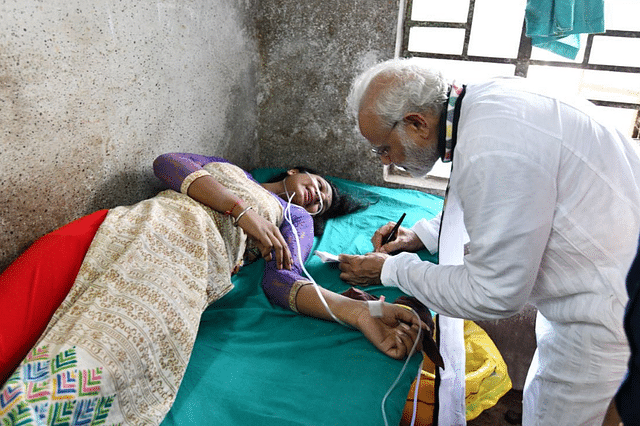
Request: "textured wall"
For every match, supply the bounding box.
[0,0,260,272]
[255,0,399,185]
[1,0,401,272]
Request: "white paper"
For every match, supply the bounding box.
[314,250,340,263]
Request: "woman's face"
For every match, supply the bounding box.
[283,170,333,215]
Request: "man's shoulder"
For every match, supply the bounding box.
[465,77,549,102]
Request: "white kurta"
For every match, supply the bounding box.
[381,77,640,425]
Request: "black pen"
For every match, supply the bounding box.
[382,213,406,245]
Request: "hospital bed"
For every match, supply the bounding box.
[0,168,511,425]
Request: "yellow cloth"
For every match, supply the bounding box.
[401,320,512,425]
[463,321,512,420]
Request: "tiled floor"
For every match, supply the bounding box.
[468,389,523,426]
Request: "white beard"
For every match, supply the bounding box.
[395,127,441,178]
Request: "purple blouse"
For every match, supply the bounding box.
[153,153,314,312]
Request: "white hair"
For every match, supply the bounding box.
[346,58,449,128]
[395,123,441,177]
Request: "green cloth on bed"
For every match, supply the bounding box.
[161,171,444,426]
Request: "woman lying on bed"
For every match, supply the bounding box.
[0,153,423,426]
[153,153,423,355]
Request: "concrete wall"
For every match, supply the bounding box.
[255,0,398,185]
[0,0,260,272]
[1,0,399,272]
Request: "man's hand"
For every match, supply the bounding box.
[338,252,388,286]
[372,223,424,254]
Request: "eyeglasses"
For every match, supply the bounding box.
[370,121,398,157]
[370,145,390,156]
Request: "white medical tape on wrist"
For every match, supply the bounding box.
[368,299,384,317]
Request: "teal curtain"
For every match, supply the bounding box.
[525,0,605,59]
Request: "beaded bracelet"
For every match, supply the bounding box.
[233,206,253,227]
[224,200,241,216]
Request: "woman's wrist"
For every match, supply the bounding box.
[233,206,253,227]
[222,199,249,218]
[295,285,368,327]
[224,200,241,216]
[335,299,368,329]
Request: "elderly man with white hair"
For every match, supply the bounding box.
[338,58,640,426]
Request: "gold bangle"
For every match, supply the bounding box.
[233,206,253,227]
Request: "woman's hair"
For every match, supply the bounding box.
[267,167,369,236]
[346,58,449,129]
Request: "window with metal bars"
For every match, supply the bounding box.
[387,0,640,189]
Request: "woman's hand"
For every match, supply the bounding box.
[294,283,424,360]
[354,301,424,359]
[372,224,424,254]
[184,174,292,269]
[236,209,292,269]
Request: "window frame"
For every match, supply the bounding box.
[399,0,640,137]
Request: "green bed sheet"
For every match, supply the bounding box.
[161,171,444,426]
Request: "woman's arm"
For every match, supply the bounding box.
[295,284,424,359]
[153,153,236,192]
[262,205,315,305]
[263,205,423,359]
[153,153,291,269]
[187,176,288,268]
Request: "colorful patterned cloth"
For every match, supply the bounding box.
[440,82,466,163]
